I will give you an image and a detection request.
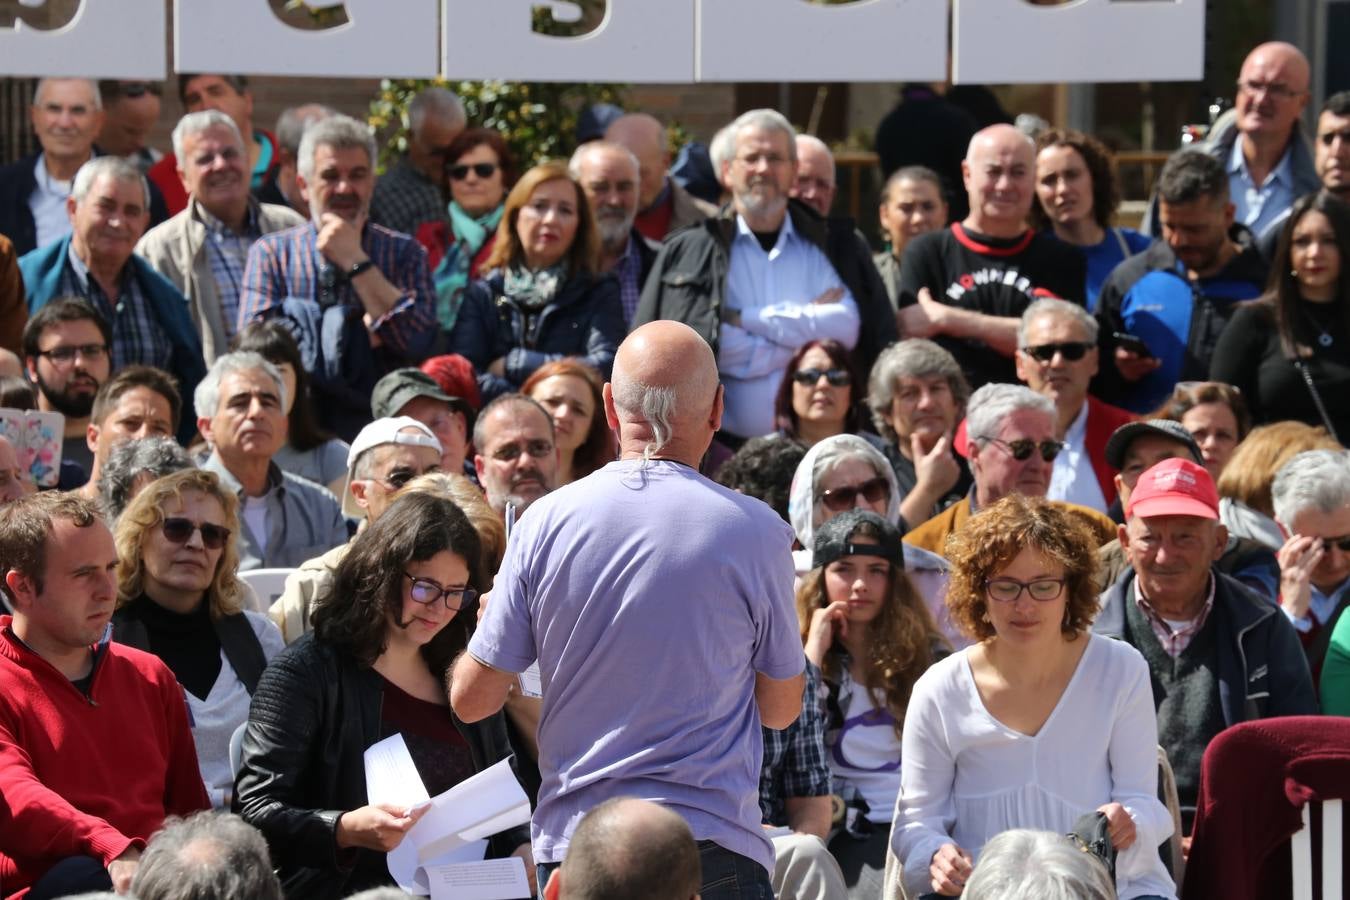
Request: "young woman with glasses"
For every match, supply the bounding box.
[234,490,532,899]
[111,468,284,809]
[892,495,1176,900]
[795,509,947,900]
[771,339,866,447]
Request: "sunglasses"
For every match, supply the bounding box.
[117,81,162,98]
[980,437,1066,462]
[404,573,478,610]
[1319,534,1350,552]
[449,162,498,181]
[820,476,890,512]
[161,517,230,551]
[1022,341,1092,363]
[985,577,1066,603]
[792,367,851,387]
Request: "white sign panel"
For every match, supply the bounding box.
[953,0,1206,84]
[697,0,948,83]
[174,0,439,79]
[445,0,695,82]
[0,0,166,79]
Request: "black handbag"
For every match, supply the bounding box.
[1066,810,1117,882]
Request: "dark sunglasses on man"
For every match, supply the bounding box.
[979,437,1067,462]
[1022,341,1092,363]
[448,162,498,181]
[820,476,890,512]
[792,367,851,387]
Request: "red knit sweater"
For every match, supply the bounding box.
[0,617,210,897]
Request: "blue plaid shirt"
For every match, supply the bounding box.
[199,203,260,344]
[237,221,436,361]
[613,233,644,326]
[759,658,832,826]
[58,244,173,371]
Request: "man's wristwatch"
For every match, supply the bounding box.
[347,258,374,280]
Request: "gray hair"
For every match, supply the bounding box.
[194,351,287,422]
[611,379,678,463]
[867,339,971,443]
[171,109,243,163]
[729,108,798,162]
[963,829,1115,900]
[408,86,465,134]
[568,140,641,181]
[1272,449,1350,527]
[298,114,377,184]
[796,134,836,181]
[131,811,282,900]
[34,77,101,112]
[71,156,150,209]
[472,394,555,453]
[965,383,1055,450]
[275,104,337,155]
[98,436,195,523]
[811,433,888,494]
[1018,297,1099,346]
[345,891,413,900]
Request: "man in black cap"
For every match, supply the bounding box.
[1095,419,1278,598]
[371,367,474,479]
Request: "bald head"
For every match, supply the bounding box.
[793,135,836,217]
[605,113,669,211]
[962,124,1036,235]
[1236,42,1311,144]
[608,322,721,464]
[552,798,700,900]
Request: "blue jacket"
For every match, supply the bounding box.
[1094,569,1317,726]
[20,234,207,444]
[1093,227,1268,412]
[450,268,624,403]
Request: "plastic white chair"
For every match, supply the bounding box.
[237,568,296,613]
[1292,799,1343,900]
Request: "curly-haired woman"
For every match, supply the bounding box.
[892,494,1175,900]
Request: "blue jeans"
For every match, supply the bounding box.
[538,840,774,899]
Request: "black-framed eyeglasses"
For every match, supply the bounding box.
[820,476,890,512]
[792,367,851,387]
[1022,341,1091,363]
[449,162,498,181]
[984,577,1066,603]
[37,343,108,365]
[404,573,478,610]
[979,436,1066,462]
[161,517,231,551]
[490,439,554,462]
[1236,79,1301,100]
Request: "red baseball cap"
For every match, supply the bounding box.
[1126,458,1219,520]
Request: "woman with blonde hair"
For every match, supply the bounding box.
[894,494,1174,900]
[796,509,946,899]
[112,468,284,808]
[449,160,625,401]
[1216,420,1343,549]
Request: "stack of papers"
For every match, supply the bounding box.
[364,734,533,898]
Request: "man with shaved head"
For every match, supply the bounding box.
[897,123,1085,390]
[544,798,700,900]
[605,112,717,240]
[791,134,837,217]
[453,321,805,898]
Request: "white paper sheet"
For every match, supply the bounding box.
[517,661,542,699]
[427,857,531,900]
[384,758,532,894]
[363,733,431,810]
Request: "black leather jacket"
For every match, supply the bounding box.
[233,633,531,899]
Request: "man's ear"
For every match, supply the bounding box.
[1117,522,1130,549]
[86,422,100,455]
[1212,522,1229,562]
[708,383,724,433]
[473,454,487,484]
[543,869,561,900]
[602,382,619,431]
[197,416,215,446]
[348,477,369,509]
[4,570,36,612]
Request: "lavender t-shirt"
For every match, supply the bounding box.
[468,459,803,874]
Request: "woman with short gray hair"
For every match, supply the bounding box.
[866,340,972,527]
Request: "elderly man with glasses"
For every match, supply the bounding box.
[472,394,560,520]
[904,382,1116,558]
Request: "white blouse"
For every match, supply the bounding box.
[892,633,1177,900]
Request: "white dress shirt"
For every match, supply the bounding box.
[29,154,74,250]
[1047,400,1107,513]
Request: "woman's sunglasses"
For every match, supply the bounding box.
[792,367,851,387]
[449,162,498,181]
[161,518,230,551]
[820,476,890,512]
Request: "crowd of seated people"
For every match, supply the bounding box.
[2,39,1349,900]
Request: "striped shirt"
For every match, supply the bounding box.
[237,221,436,361]
[58,244,173,371]
[199,204,260,344]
